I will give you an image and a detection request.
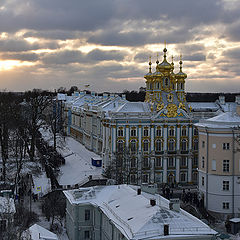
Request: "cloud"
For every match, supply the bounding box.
[0,52,39,61]
[0,39,39,52]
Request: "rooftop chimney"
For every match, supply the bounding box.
[164,224,169,236]
[150,199,156,206]
[137,188,141,195]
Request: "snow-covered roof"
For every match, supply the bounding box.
[57,93,66,101]
[26,224,58,240]
[114,102,150,113]
[64,185,216,240]
[189,102,218,111]
[57,137,103,186]
[195,111,240,129]
[0,196,15,214]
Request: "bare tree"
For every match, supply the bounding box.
[21,90,52,162]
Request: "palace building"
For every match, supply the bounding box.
[58,47,236,187]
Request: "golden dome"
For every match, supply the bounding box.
[175,55,187,79]
[157,48,173,72]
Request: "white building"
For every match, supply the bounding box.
[195,98,240,219]
[64,184,216,240]
[22,224,59,240]
[0,196,15,232]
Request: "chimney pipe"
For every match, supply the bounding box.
[150,199,156,206]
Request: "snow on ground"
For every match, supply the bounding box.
[57,137,103,186]
[32,172,51,197]
[39,126,103,187]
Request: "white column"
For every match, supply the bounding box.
[177,126,180,150]
[188,157,192,182]
[138,126,142,151]
[112,126,116,152]
[102,124,106,151]
[176,157,180,183]
[163,157,167,183]
[188,126,192,150]
[163,126,167,151]
[126,126,129,148]
[151,126,154,151]
[150,157,155,183]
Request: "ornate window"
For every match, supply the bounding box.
[156,128,162,137]
[169,127,175,136]
[181,139,187,151]
[143,140,149,152]
[169,139,175,151]
[156,139,162,152]
[130,140,137,153]
[130,128,136,137]
[155,157,162,167]
[117,140,124,152]
[168,157,175,167]
[180,157,187,167]
[181,127,187,136]
[118,128,124,137]
[193,139,198,150]
[143,128,149,137]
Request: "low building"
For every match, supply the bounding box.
[0,196,16,232]
[64,184,216,240]
[22,224,59,240]
[195,98,240,219]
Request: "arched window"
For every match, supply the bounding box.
[118,128,123,137]
[181,139,187,151]
[193,139,198,151]
[117,140,124,152]
[169,127,175,136]
[156,139,162,152]
[181,127,187,136]
[130,128,136,137]
[169,139,175,151]
[130,140,137,153]
[143,128,149,137]
[143,140,149,152]
[180,172,186,182]
[156,128,162,136]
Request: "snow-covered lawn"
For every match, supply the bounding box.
[57,137,103,187]
[39,126,103,187]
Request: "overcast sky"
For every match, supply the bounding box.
[0,0,240,93]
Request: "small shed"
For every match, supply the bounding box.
[229,218,240,234]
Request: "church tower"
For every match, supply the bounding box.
[144,46,189,117]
